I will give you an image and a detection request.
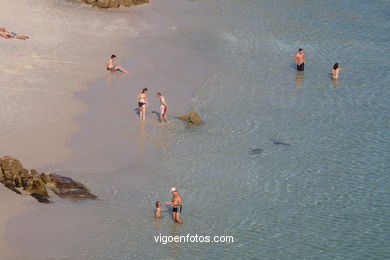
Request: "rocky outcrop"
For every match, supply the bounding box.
[82,0,149,8]
[0,156,96,203]
[180,112,203,127]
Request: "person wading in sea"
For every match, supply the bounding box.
[137,88,148,120]
[156,92,169,123]
[164,187,183,224]
[295,48,306,71]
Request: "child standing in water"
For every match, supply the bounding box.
[155,201,162,218]
[156,92,169,123]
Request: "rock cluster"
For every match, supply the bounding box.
[0,156,96,203]
[83,0,149,8]
[180,112,203,127]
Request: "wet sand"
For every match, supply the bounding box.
[0,186,35,259]
[0,0,147,257]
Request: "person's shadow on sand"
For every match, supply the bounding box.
[134,108,140,116]
[152,111,161,121]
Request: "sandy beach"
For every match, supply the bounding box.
[0,0,148,257]
[0,186,35,258]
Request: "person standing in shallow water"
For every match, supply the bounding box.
[137,88,148,120]
[295,48,306,71]
[156,92,169,123]
[165,187,183,224]
[155,201,162,219]
[106,54,128,73]
[331,63,348,80]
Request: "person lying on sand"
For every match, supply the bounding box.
[106,54,128,73]
[0,27,30,40]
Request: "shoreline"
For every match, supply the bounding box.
[3,0,214,258]
[1,0,149,258]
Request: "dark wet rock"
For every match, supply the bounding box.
[0,156,96,203]
[31,193,50,203]
[249,148,263,155]
[26,180,49,197]
[82,0,149,8]
[181,112,203,127]
[270,139,292,146]
[48,174,97,200]
[4,182,22,195]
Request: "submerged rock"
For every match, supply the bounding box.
[82,0,149,8]
[180,112,203,127]
[249,148,263,155]
[269,139,292,146]
[47,174,97,200]
[31,193,50,203]
[0,156,96,203]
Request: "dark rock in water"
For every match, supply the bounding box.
[4,182,22,195]
[31,193,50,203]
[270,139,292,146]
[180,112,203,127]
[249,148,263,155]
[0,156,97,203]
[48,174,97,200]
[25,180,49,198]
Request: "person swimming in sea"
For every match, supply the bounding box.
[331,63,348,80]
[106,54,128,73]
[0,27,29,40]
[137,88,148,120]
[155,201,162,218]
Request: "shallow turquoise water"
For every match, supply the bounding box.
[9,0,390,259]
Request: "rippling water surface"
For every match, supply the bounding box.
[9,0,390,259]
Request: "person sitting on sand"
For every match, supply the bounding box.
[331,63,348,80]
[156,92,169,123]
[137,88,148,120]
[106,54,128,73]
[155,201,162,218]
[0,27,30,40]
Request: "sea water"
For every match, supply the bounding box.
[9,0,390,259]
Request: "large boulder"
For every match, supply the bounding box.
[0,156,23,180]
[180,112,203,127]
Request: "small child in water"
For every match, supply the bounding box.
[155,201,162,218]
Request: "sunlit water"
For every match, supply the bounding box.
[9,0,390,259]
